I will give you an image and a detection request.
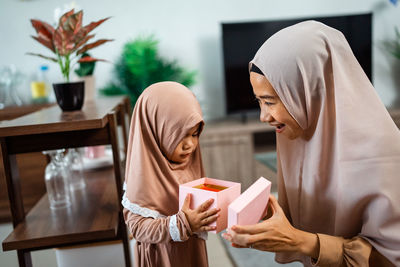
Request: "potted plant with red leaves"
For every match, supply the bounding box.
[28,9,113,111]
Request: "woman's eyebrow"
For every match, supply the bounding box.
[255,94,276,99]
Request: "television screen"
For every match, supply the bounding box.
[222,13,372,114]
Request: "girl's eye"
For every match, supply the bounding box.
[192,132,200,137]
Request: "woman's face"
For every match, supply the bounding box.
[169,123,201,163]
[250,72,304,140]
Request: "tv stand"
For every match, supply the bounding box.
[200,108,400,191]
[200,117,276,190]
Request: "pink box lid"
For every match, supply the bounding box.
[228,177,271,228]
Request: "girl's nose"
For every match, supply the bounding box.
[183,137,194,150]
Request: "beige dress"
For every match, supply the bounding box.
[122,82,208,267]
[308,235,394,266]
[250,21,400,266]
[124,209,208,267]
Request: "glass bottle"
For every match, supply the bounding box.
[30,65,50,104]
[43,149,71,209]
[64,148,86,190]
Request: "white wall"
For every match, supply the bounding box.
[1,0,399,120]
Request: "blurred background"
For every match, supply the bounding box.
[1,1,400,266]
[1,0,400,121]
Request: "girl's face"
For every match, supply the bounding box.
[250,72,304,140]
[169,123,201,163]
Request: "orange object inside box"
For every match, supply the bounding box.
[193,183,228,192]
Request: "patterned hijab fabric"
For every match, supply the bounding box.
[124,81,205,217]
[250,21,400,265]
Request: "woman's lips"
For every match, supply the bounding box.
[275,124,286,133]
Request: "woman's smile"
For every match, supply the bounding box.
[270,122,286,133]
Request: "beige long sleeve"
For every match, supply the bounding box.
[123,208,192,244]
[313,234,394,267]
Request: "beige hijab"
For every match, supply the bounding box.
[250,21,400,265]
[124,82,205,217]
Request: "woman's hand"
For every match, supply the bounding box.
[222,195,319,258]
[181,193,220,232]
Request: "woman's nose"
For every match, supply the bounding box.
[260,107,272,123]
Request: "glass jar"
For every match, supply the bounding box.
[0,65,23,108]
[64,148,86,190]
[43,149,71,209]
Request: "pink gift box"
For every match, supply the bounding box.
[228,177,271,228]
[179,177,241,233]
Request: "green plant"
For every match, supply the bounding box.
[100,36,196,105]
[75,52,96,77]
[385,27,400,60]
[28,9,113,82]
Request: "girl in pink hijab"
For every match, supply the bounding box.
[223,21,400,266]
[122,82,220,267]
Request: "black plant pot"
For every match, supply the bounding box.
[53,81,85,111]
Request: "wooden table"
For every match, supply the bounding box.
[0,97,132,267]
[0,104,54,223]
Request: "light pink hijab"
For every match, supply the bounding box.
[250,21,400,265]
[124,82,205,216]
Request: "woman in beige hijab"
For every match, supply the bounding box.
[223,21,400,266]
[122,82,220,267]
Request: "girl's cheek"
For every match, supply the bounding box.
[176,144,182,153]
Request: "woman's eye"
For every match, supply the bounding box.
[192,132,200,137]
[264,101,275,106]
[255,98,274,106]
